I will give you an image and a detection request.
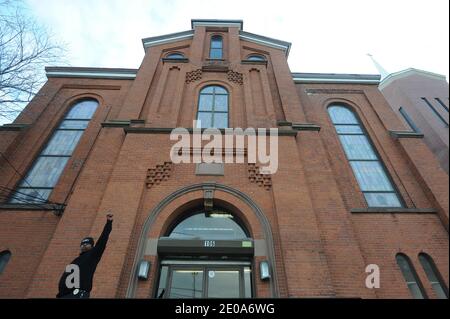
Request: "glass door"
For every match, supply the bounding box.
[156,261,252,298]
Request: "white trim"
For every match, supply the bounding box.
[379,68,447,90]
[192,21,242,30]
[239,34,289,53]
[293,77,380,84]
[46,71,137,79]
[143,33,194,48]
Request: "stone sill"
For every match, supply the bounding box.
[0,124,29,131]
[241,60,268,66]
[351,208,436,214]
[162,58,189,63]
[389,130,424,139]
[0,203,65,215]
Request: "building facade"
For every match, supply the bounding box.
[0,20,448,299]
[379,68,449,174]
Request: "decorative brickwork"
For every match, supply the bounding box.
[185,69,202,84]
[146,162,173,188]
[247,163,272,190]
[227,70,243,85]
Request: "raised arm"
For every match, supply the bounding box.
[91,214,113,259]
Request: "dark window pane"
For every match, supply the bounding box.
[244,267,252,298]
[199,95,213,111]
[396,254,426,299]
[169,269,203,298]
[65,100,98,119]
[0,251,11,274]
[207,269,240,298]
[419,254,448,299]
[41,130,84,156]
[19,156,69,188]
[156,266,169,298]
[9,188,52,203]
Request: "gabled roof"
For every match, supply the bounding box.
[46,67,137,79]
[141,19,291,57]
[379,68,447,90]
[191,19,243,30]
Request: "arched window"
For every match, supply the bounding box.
[246,54,266,61]
[9,99,99,204]
[396,253,427,299]
[419,253,448,299]
[209,35,223,59]
[166,53,185,59]
[0,250,11,275]
[196,85,228,129]
[167,209,249,240]
[328,105,402,207]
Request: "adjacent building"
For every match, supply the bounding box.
[379,68,449,174]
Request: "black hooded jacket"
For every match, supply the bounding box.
[56,220,112,297]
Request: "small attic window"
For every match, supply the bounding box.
[246,54,266,61]
[166,53,185,59]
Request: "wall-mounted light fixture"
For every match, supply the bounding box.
[138,260,151,280]
[260,260,271,281]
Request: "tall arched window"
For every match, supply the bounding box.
[396,253,427,299]
[196,85,229,128]
[328,105,402,207]
[419,253,448,299]
[209,35,223,59]
[9,99,99,204]
[0,250,11,275]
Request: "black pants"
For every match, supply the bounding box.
[58,290,90,299]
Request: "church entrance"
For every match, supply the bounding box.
[154,208,254,298]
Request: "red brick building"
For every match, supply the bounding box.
[0,19,448,299]
[379,68,449,174]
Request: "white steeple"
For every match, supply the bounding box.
[367,54,389,80]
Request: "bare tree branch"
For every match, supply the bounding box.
[0,0,67,124]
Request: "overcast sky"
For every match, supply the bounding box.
[23,0,448,79]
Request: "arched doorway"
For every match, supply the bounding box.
[155,208,254,298]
